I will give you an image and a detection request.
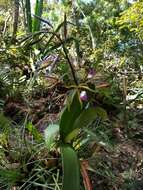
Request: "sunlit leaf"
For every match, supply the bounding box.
[26,122,42,141]
[44,124,59,150]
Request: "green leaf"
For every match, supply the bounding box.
[74,107,108,129]
[61,144,80,190]
[65,128,80,143]
[60,91,83,141]
[44,124,59,150]
[65,107,108,143]
[26,122,42,141]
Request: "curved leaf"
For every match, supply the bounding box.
[60,91,82,141]
[65,107,108,142]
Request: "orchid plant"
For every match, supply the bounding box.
[44,89,108,190]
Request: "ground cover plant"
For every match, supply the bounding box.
[0,0,143,189]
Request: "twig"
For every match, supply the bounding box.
[81,160,93,190]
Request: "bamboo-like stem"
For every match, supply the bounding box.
[25,0,32,32]
[33,0,43,32]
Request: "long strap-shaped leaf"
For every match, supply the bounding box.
[61,144,80,190]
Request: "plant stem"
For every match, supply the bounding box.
[123,74,128,131]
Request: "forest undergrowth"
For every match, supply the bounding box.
[0,0,143,190]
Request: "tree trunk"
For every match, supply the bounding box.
[12,0,19,43]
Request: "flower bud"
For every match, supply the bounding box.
[80,91,88,101]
